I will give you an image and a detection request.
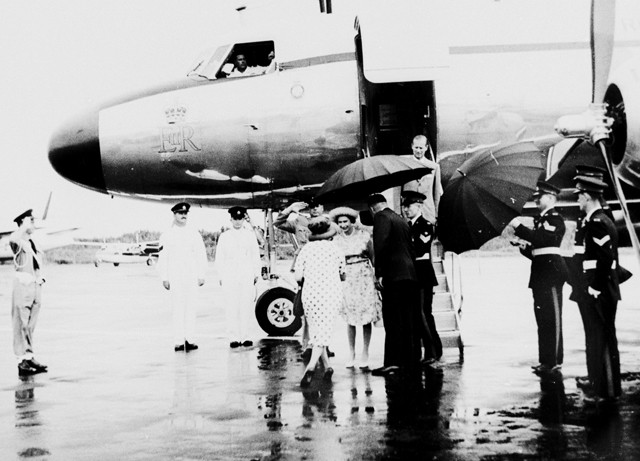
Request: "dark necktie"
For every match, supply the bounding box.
[29,239,40,270]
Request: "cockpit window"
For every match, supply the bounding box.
[187,45,233,80]
[187,41,275,81]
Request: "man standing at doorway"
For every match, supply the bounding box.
[402,135,443,225]
[158,202,208,352]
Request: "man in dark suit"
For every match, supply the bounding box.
[574,175,621,403]
[367,193,421,376]
[508,181,568,375]
[401,190,442,363]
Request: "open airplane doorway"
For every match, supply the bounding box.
[355,34,437,160]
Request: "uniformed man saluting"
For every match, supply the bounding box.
[508,181,568,375]
[574,175,621,403]
[10,209,48,376]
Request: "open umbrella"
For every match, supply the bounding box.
[438,142,544,254]
[315,155,434,203]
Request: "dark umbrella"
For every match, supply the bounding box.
[315,155,434,203]
[438,142,545,254]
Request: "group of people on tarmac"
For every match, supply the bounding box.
[277,135,445,387]
[158,202,262,352]
[8,133,626,406]
[507,165,625,405]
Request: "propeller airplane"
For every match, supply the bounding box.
[47,0,640,334]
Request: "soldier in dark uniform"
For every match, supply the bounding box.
[401,191,442,364]
[567,165,609,391]
[574,175,621,403]
[508,181,568,375]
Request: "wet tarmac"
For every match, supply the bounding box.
[1,252,640,460]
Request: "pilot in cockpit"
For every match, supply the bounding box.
[228,54,261,78]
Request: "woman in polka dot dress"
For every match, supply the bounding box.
[295,217,346,387]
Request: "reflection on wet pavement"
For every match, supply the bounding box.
[2,256,640,459]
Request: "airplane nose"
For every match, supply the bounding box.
[48,109,107,193]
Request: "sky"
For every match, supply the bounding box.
[0,0,244,237]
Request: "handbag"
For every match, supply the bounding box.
[617,264,633,284]
[293,280,304,317]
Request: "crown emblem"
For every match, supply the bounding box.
[164,104,187,124]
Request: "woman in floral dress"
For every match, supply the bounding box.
[330,207,381,369]
[295,217,346,387]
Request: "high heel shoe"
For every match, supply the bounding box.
[300,370,314,387]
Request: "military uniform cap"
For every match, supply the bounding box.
[13,209,33,224]
[401,190,426,206]
[171,202,190,213]
[228,206,247,220]
[574,175,607,194]
[574,164,607,181]
[532,181,560,197]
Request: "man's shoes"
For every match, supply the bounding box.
[345,360,355,369]
[323,367,334,382]
[185,341,198,352]
[18,360,40,376]
[27,358,48,372]
[230,341,241,348]
[301,348,312,360]
[327,348,335,358]
[576,376,593,390]
[300,370,314,387]
[174,344,185,352]
[242,340,253,347]
[371,366,399,377]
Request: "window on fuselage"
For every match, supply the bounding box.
[187,41,275,80]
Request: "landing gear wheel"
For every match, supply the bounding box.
[255,287,301,336]
[113,263,120,267]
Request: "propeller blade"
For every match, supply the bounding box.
[598,141,640,268]
[591,0,616,103]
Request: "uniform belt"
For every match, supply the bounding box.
[346,256,368,265]
[416,254,430,261]
[531,247,561,257]
[583,259,617,270]
[573,246,585,255]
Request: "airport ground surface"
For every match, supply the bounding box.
[1,251,640,460]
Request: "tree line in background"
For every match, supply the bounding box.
[45,227,296,265]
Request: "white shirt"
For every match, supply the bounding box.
[215,227,261,284]
[157,225,207,282]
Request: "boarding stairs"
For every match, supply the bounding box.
[431,241,464,356]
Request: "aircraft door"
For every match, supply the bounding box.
[355,34,437,159]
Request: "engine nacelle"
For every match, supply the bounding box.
[604,57,640,190]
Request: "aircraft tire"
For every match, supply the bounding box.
[113,263,120,267]
[146,258,155,266]
[255,287,301,336]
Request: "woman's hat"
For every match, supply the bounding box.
[329,206,358,222]
[308,216,337,240]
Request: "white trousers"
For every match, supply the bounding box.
[170,279,197,346]
[12,278,42,361]
[223,278,255,341]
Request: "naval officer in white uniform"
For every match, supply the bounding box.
[215,206,262,348]
[158,202,208,352]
